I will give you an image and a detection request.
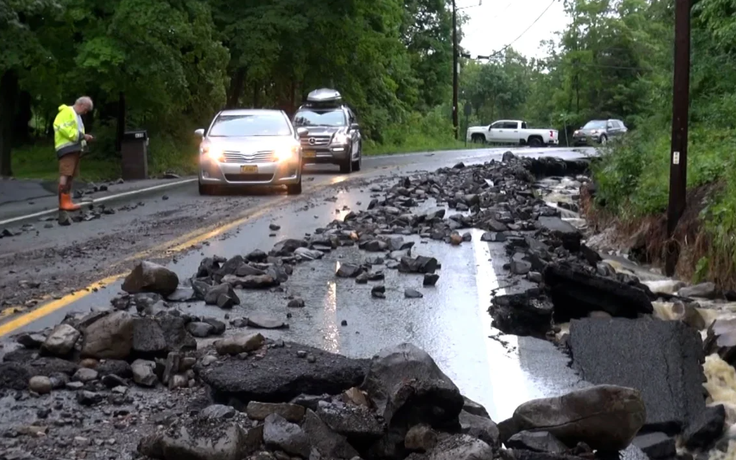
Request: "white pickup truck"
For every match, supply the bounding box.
[466,120,559,147]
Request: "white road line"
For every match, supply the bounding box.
[0,178,197,227]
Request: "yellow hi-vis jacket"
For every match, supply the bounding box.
[53,104,86,158]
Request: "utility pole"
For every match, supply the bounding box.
[452,1,482,140]
[665,0,692,276]
[452,0,459,140]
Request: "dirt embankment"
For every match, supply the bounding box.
[581,182,730,287]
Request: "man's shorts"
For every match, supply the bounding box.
[58,152,81,177]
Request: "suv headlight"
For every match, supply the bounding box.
[332,133,349,145]
[275,145,299,162]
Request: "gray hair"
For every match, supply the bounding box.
[75,96,93,111]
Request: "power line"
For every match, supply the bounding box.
[482,0,557,59]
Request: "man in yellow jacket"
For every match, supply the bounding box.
[53,96,94,211]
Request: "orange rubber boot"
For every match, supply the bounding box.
[59,191,81,211]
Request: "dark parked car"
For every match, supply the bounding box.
[573,119,628,145]
[292,88,363,174]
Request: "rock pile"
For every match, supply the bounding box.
[2,309,203,396]
[139,342,646,460]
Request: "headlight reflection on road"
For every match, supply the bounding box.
[321,269,339,354]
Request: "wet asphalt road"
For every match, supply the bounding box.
[0,146,594,421]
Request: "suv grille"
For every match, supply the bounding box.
[222,150,276,163]
[300,137,331,148]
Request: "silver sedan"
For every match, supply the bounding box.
[195,109,306,195]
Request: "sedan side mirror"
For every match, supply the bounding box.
[350,123,360,131]
[296,127,309,138]
[194,128,205,137]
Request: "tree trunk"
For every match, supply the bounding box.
[289,78,297,117]
[227,68,246,108]
[13,91,32,145]
[252,82,260,107]
[116,92,126,153]
[0,70,19,176]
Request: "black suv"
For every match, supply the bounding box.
[293,88,362,173]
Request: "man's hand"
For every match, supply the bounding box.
[84,134,94,142]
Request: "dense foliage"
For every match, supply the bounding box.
[0,0,457,177]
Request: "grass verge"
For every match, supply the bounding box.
[11,136,199,182]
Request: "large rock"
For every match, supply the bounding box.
[503,385,646,451]
[489,290,553,337]
[569,318,704,433]
[543,263,653,320]
[199,343,367,405]
[43,324,81,356]
[122,261,179,297]
[360,343,464,459]
[361,343,464,425]
[302,409,359,459]
[263,413,311,458]
[81,311,135,359]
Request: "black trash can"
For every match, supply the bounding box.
[121,130,149,180]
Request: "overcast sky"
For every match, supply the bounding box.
[460,0,569,59]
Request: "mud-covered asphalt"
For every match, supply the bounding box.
[0,146,593,421]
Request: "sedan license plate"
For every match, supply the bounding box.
[240,165,258,173]
[303,150,316,158]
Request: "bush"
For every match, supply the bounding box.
[364,107,465,155]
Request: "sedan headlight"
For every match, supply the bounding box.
[275,144,299,162]
[332,133,349,145]
[202,144,224,162]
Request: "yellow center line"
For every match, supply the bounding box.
[0,275,122,337]
[0,175,354,338]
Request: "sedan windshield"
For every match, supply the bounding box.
[293,109,346,127]
[583,120,607,129]
[209,114,291,137]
